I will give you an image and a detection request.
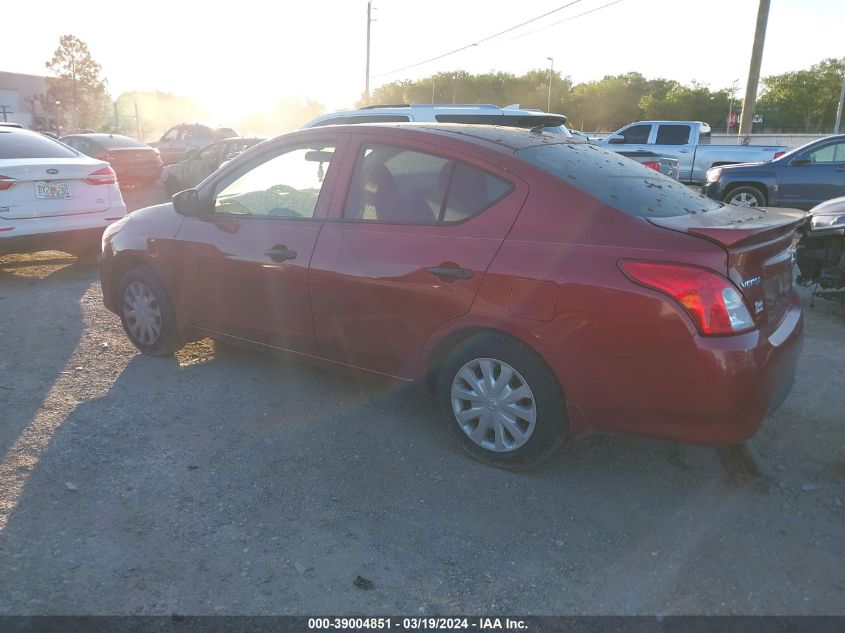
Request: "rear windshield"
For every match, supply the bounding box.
[515,142,723,217]
[0,131,78,159]
[96,135,146,149]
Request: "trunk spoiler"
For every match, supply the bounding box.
[647,206,806,247]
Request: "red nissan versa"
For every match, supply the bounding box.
[99,124,804,469]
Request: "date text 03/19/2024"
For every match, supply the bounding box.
[307,618,528,630]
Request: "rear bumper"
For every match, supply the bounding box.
[557,294,803,445]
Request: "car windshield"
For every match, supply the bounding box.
[516,141,723,217]
[0,130,78,159]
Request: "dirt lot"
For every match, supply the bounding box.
[0,187,843,615]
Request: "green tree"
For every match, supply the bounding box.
[45,35,110,131]
[757,58,845,131]
[640,81,732,128]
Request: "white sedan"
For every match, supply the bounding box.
[0,127,127,257]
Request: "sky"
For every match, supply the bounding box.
[2,0,843,125]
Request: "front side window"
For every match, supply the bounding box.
[197,143,223,161]
[213,144,336,219]
[619,124,652,144]
[807,142,845,163]
[343,143,512,225]
[655,124,691,145]
[162,127,180,141]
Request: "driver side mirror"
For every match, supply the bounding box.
[608,135,626,145]
[790,157,812,166]
[173,188,203,216]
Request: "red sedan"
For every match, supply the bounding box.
[100,124,804,468]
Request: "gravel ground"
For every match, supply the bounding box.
[0,186,843,615]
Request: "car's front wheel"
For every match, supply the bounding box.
[436,333,568,469]
[724,186,765,207]
[118,265,182,356]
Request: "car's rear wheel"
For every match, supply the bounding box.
[724,186,765,207]
[436,333,568,469]
[118,265,182,356]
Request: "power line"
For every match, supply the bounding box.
[373,0,586,78]
[498,0,625,44]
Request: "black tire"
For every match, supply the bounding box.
[117,265,182,356]
[723,185,765,207]
[163,176,182,197]
[436,332,568,470]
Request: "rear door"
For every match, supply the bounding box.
[778,140,845,209]
[309,134,527,378]
[174,134,345,353]
[0,131,110,220]
[651,123,694,178]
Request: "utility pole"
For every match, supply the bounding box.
[0,105,11,122]
[365,1,372,105]
[546,57,554,112]
[738,0,770,136]
[134,101,141,141]
[835,71,845,134]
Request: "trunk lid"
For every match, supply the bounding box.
[649,205,806,330]
[104,147,162,168]
[0,158,112,220]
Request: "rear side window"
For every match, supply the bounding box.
[311,115,411,127]
[516,142,722,218]
[655,124,690,145]
[0,131,78,159]
[343,143,513,225]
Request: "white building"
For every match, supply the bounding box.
[0,71,56,130]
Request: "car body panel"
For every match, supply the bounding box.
[598,121,786,183]
[101,124,804,447]
[702,134,845,209]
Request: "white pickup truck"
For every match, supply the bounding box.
[596,121,786,184]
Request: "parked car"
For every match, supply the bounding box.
[148,124,238,166]
[61,133,163,189]
[162,137,264,196]
[796,196,845,302]
[702,134,845,209]
[302,103,573,136]
[100,124,803,469]
[596,121,787,183]
[616,150,680,180]
[0,127,126,256]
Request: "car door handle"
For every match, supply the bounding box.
[264,247,297,262]
[428,266,474,280]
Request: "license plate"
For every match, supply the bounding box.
[35,181,71,200]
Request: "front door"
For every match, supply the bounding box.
[309,137,527,378]
[779,140,845,209]
[174,137,343,353]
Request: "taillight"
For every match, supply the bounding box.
[774,151,785,159]
[0,175,19,190]
[84,166,117,185]
[620,261,755,335]
[642,161,661,171]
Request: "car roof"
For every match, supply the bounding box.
[301,122,575,153]
[304,104,568,127]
